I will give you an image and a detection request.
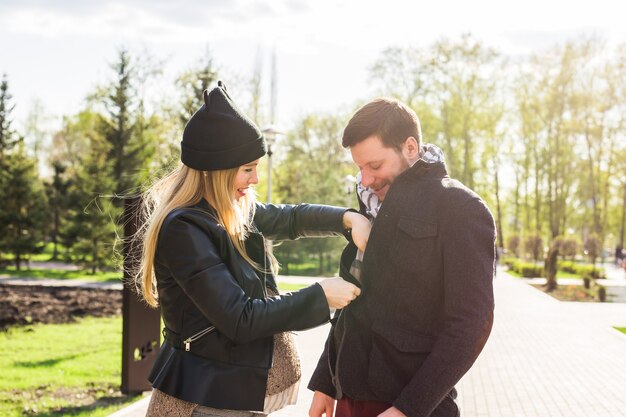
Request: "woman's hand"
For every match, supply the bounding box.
[343,211,371,253]
[318,278,361,309]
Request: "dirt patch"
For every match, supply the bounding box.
[0,284,121,329]
[531,284,605,302]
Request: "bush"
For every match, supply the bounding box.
[560,236,581,259]
[501,257,519,269]
[518,263,544,278]
[584,234,602,264]
[523,234,544,262]
[575,264,606,279]
[506,235,521,257]
[556,261,605,278]
[509,259,543,277]
[558,260,576,274]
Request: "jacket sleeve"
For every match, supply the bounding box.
[157,216,331,344]
[393,197,496,417]
[308,313,340,397]
[253,203,348,241]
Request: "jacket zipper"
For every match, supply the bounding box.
[184,326,215,351]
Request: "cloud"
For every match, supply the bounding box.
[0,0,302,41]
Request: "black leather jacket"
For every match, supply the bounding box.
[148,198,348,411]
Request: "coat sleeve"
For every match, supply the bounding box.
[253,203,348,241]
[308,312,340,397]
[157,216,331,344]
[393,197,496,417]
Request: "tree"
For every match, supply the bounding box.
[176,49,219,125]
[273,112,355,275]
[544,239,560,292]
[524,234,544,263]
[99,48,157,198]
[44,161,72,260]
[0,143,48,269]
[0,73,20,157]
[560,236,581,260]
[63,121,119,273]
[584,233,602,275]
[506,235,521,257]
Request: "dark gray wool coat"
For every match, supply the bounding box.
[308,159,496,417]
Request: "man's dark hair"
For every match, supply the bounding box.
[342,98,422,150]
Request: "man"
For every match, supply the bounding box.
[308,98,496,417]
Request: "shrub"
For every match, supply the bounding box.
[524,234,544,262]
[519,263,543,277]
[584,234,602,264]
[506,235,521,257]
[558,260,576,274]
[560,236,581,259]
[575,264,606,279]
[556,261,605,278]
[501,257,519,269]
[510,260,544,277]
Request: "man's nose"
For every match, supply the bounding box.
[361,170,374,187]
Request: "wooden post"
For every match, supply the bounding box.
[121,196,161,394]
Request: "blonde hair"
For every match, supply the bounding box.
[135,163,277,307]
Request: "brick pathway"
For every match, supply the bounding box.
[111,273,626,416]
[457,273,626,417]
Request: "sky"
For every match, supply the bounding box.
[1,0,625,135]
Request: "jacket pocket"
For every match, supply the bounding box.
[389,217,437,274]
[183,326,215,351]
[367,321,434,402]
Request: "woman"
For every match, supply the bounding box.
[137,81,369,417]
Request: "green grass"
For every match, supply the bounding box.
[2,242,68,263]
[0,266,122,283]
[506,269,583,279]
[556,270,582,279]
[616,327,626,335]
[277,282,308,292]
[280,261,338,277]
[0,316,141,416]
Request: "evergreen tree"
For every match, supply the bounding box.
[63,128,118,273]
[44,161,72,260]
[0,143,48,269]
[101,48,156,198]
[177,51,218,125]
[0,73,20,157]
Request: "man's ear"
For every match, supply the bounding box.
[402,136,420,160]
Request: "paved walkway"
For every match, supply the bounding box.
[458,273,626,416]
[108,272,626,416]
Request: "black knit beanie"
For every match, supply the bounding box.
[181,81,266,170]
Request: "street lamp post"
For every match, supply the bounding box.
[262,126,283,204]
[261,126,283,259]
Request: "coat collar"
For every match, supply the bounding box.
[408,159,449,179]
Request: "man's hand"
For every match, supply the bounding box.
[378,406,407,417]
[309,391,336,417]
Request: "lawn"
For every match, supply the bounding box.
[506,269,582,279]
[0,266,122,283]
[277,282,308,292]
[0,279,312,416]
[0,317,140,417]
